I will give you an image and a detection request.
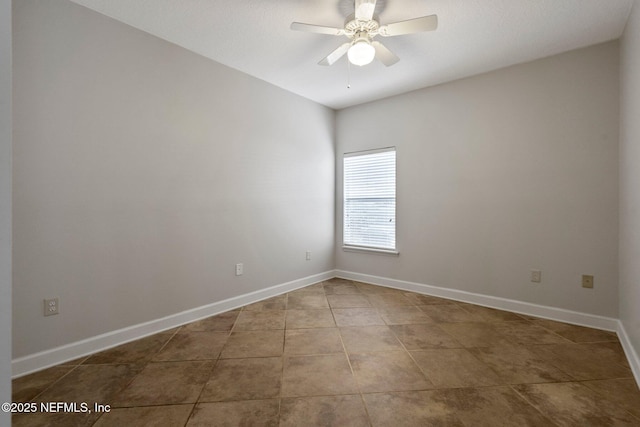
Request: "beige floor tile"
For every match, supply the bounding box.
[181,310,240,332]
[12,365,74,402]
[411,348,502,388]
[389,324,462,350]
[531,342,633,380]
[12,411,101,427]
[378,306,434,325]
[517,314,543,321]
[242,295,287,311]
[284,328,344,355]
[455,303,526,321]
[352,282,382,293]
[323,283,362,295]
[326,294,371,308]
[94,404,193,427]
[354,282,403,295]
[437,386,556,427]
[15,279,639,426]
[598,341,632,366]
[281,354,359,397]
[219,330,284,359]
[339,326,403,353]
[531,318,619,343]
[280,395,369,427]
[514,382,639,426]
[332,308,385,327]
[363,391,465,426]
[285,309,336,329]
[287,294,330,309]
[403,293,456,305]
[438,322,512,348]
[492,321,572,345]
[349,351,433,392]
[112,361,214,406]
[305,282,328,291]
[200,357,281,402]
[34,364,144,406]
[82,333,173,365]
[14,366,141,426]
[582,378,640,419]
[187,400,279,427]
[367,294,414,307]
[153,331,229,361]
[469,344,572,384]
[287,286,325,297]
[325,278,353,286]
[56,355,90,366]
[419,304,482,323]
[233,310,285,331]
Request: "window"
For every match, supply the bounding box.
[343,147,397,253]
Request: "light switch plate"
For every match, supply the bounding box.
[531,270,542,283]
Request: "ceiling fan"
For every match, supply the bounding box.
[290,0,437,67]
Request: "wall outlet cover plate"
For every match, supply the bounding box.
[44,298,59,316]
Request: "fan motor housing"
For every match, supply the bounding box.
[344,13,379,36]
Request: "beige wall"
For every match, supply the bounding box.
[1,0,12,419]
[12,0,335,358]
[620,0,640,358]
[12,0,636,374]
[336,42,620,317]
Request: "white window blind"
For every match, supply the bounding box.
[343,148,396,251]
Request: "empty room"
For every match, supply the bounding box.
[2,0,640,425]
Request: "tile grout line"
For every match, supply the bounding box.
[508,383,563,427]
[328,279,375,427]
[384,300,440,392]
[14,278,640,425]
[183,310,239,425]
[27,362,83,404]
[578,379,640,423]
[277,291,289,423]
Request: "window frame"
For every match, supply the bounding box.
[342,147,399,255]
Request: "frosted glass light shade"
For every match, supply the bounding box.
[348,40,375,66]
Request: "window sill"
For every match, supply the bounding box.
[342,245,400,256]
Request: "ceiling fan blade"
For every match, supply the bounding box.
[372,41,399,66]
[378,14,438,37]
[355,0,377,21]
[319,42,351,66]
[290,22,345,36]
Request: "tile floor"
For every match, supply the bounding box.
[11,278,640,426]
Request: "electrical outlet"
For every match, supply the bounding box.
[582,274,594,288]
[531,270,542,283]
[306,251,312,261]
[44,298,59,316]
[235,263,243,276]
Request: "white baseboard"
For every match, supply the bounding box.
[337,269,640,386]
[336,270,619,331]
[15,268,640,388]
[617,321,640,386]
[12,270,336,378]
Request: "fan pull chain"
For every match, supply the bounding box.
[347,59,351,89]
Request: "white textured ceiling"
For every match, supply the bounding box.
[69,0,632,109]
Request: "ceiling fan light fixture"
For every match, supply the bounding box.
[348,39,375,66]
[291,0,438,69]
